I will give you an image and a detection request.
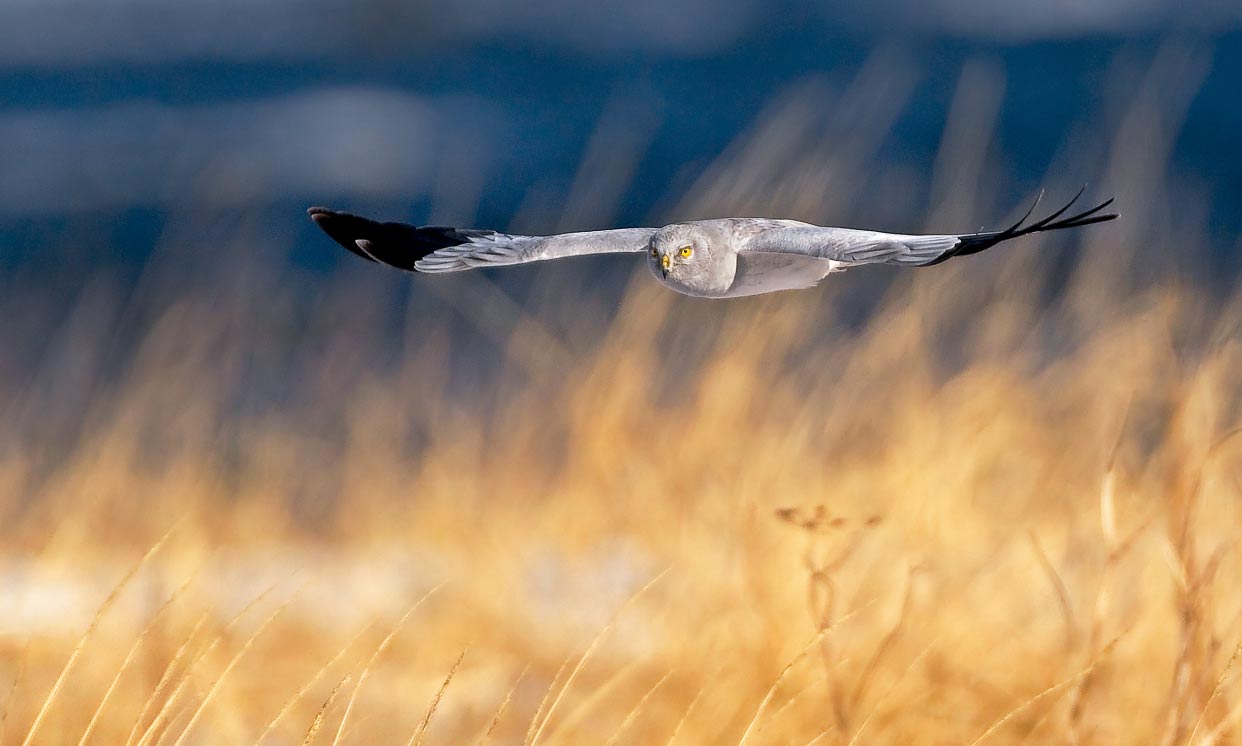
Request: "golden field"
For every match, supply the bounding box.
[2,51,1241,745]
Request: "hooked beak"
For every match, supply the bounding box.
[661,254,670,275]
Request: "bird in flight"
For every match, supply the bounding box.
[309,190,1116,299]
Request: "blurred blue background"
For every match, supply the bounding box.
[2,0,1242,434]
[1,0,1240,277]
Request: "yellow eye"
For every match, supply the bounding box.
[679,246,693,259]
[650,247,658,257]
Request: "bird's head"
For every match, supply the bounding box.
[647,223,736,297]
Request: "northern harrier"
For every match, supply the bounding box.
[309,190,1116,299]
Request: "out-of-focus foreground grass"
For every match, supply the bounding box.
[3,51,1242,745]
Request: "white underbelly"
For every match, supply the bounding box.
[722,253,840,298]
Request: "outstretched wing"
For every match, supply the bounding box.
[741,190,1118,268]
[308,207,655,273]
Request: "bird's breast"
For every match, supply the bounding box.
[720,252,840,298]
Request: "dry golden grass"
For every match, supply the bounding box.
[2,48,1241,745]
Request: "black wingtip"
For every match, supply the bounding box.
[1004,189,1045,234]
[307,206,380,263]
[307,206,338,225]
[946,191,1119,260]
[307,206,496,271]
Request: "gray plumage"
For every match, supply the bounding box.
[309,191,1116,300]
